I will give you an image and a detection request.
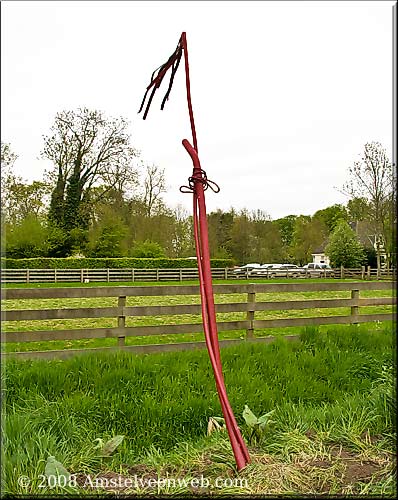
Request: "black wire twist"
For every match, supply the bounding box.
[138,38,183,120]
[179,168,220,194]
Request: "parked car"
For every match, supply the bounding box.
[251,264,305,278]
[250,264,282,276]
[303,263,335,277]
[266,264,305,278]
[232,263,262,276]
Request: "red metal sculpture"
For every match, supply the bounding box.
[138,32,250,471]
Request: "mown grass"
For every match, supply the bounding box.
[2,280,394,353]
[2,277,362,288]
[1,324,395,496]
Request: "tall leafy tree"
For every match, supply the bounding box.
[274,215,297,248]
[325,220,365,267]
[250,212,285,263]
[229,210,256,264]
[347,197,370,222]
[207,209,235,259]
[313,204,348,233]
[290,216,328,265]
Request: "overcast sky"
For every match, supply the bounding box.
[1,1,394,220]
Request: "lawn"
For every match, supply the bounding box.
[1,279,394,353]
[1,324,395,496]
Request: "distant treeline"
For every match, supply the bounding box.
[1,112,395,267]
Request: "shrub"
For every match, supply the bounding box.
[130,240,166,258]
[0,257,234,269]
[4,216,49,258]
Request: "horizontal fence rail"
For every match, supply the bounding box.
[1,281,395,360]
[0,267,228,284]
[0,266,396,284]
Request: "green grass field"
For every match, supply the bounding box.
[1,323,395,496]
[2,279,394,353]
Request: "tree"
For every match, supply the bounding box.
[5,180,50,223]
[347,197,370,222]
[363,246,377,267]
[1,143,50,225]
[274,215,297,248]
[170,205,194,257]
[1,142,19,219]
[141,163,166,217]
[207,209,235,259]
[342,142,394,268]
[325,220,365,267]
[42,108,139,232]
[250,213,285,263]
[290,216,328,265]
[229,210,255,264]
[313,204,348,233]
[87,211,129,257]
[1,142,17,165]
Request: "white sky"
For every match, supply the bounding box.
[1,0,394,220]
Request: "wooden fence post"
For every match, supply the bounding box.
[107,268,110,283]
[224,268,228,280]
[367,266,371,279]
[246,284,256,339]
[132,269,135,282]
[54,269,57,283]
[361,266,365,280]
[351,289,359,324]
[340,265,344,279]
[117,295,126,347]
[26,269,30,284]
[156,268,159,281]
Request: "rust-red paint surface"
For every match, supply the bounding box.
[138,32,250,471]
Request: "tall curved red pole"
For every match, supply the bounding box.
[139,32,250,471]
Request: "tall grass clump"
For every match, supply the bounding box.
[2,323,394,494]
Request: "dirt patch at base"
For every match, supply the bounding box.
[126,463,159,481]
[74,443,392,495]
[298,445,389,494]
[343,460,381,483]
[329,445,384,482]
[306,455,382,483]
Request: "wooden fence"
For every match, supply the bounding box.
[1,281,395,360]
[1,268,229,284]
[0,266,396,283]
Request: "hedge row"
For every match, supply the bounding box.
[0,257,234,270]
